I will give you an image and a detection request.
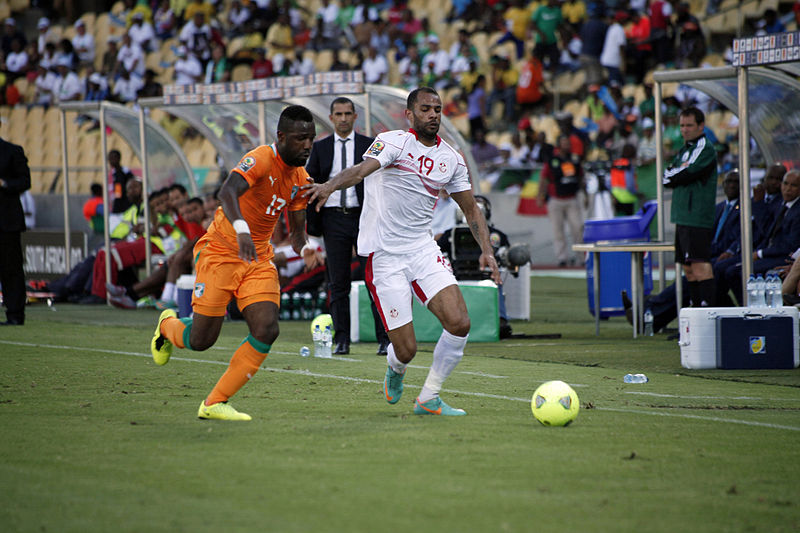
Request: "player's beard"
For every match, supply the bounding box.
[415,119,439,143]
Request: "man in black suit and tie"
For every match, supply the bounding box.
[0,136,31,325]
[718,169,800,304]
[306,97,389,355]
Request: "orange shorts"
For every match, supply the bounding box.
[192,238,280,317]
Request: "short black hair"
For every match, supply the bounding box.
[407,87,439,110]
[679,106,704,125]
[187,196,203,207]
[169,183,187,194]
[278,104,314,133]
[149,187,169,202]
[330,97,355,114]
[90,183,103,196]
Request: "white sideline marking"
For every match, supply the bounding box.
[625,391,800,402]
[2,340,798,431]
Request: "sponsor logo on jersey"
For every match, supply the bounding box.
[194,282,205,298]
[239,156,256,172]
[367,141,385,156]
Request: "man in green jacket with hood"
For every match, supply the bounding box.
[663,106,718,307]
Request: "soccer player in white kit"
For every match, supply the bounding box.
[304,87,501,415]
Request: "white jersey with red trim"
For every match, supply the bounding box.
[358,129,472,255]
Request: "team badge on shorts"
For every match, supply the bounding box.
[389,308,399,318]
[194,282,205,298]
[367,141,385,157]
[238,156,256,172]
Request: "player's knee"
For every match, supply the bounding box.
[250,320,279,346]
[392,337,417,363]
[446,315,470,337]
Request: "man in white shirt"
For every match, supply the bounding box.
[112,68,144,102]
[71,20,96,66]
[600,12,627,86]
[304,88,501,416]
[34,64,57,105]
[116,32,145,79]
[128,12,156,53]
[4,38,28,79]
[54,58,83,102]
[36,17,54,55]
[361,45,387,84]
[173,46,202,85]
[179,12,212,63]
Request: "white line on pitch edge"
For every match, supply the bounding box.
[1,340,798,431]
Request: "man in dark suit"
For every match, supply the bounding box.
[306,97,389,355]
[717,169,800,304]
[0,136,31,325]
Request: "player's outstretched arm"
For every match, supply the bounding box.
[451,190,501,285]
[287,209,321,270]
[219,171,257,263]
[302,158,381,211]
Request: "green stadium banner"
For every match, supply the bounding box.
[350,281,499,342]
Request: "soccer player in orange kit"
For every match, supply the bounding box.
[149,105,320,421]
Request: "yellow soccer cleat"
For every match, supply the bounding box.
[151,309,177,365]
[197,401,252,421]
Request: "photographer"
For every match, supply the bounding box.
[436,195,530,338]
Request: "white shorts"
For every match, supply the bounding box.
[364,240,457,331]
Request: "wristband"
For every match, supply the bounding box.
[232,219,250,234]
[301,243,314,254]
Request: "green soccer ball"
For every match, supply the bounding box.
[310,313,333,334]
[531,380,579,427]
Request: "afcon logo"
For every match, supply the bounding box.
[238,156,256,172]
[367,141,385,156]
[194,282,205,298]
[749,336,766,354]
[390,308,398,318]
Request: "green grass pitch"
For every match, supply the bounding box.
[1,276,799,533]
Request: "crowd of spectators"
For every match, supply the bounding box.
[0,0,796,195]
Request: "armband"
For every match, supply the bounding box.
[232,219,250,234]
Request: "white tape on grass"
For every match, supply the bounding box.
[2,340,798,431]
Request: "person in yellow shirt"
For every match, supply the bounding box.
[150,105,320,421]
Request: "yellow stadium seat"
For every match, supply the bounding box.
[231,64,251,82]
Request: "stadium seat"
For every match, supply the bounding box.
[314,50,333,72]
[231,64,251,82]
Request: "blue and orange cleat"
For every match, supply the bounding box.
[383,366,405,404]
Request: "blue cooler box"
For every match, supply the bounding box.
[583,201,657,318]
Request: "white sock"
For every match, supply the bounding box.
[418,329,468,403]
[386,344,406,374]
[160,282,176,302]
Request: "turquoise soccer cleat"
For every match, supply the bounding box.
[383,366,405,404]
[413,396,467,416]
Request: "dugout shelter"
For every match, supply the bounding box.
[651,33,800,304]
[58,73,480,302]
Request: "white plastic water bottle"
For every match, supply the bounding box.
[746,274,758,307]
[766,274,782,308]
[320,325,333,358]
[754,274,766,308]
[643,309,654,336]
[312,325,324,357]
[623,373,649,383]
[299,346,310,357]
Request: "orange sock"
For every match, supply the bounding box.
[205,335,270,406]
[161,317,190,349]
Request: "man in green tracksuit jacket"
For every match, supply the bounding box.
[663,106,718,307]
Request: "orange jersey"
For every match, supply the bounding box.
[204,143,309,260]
